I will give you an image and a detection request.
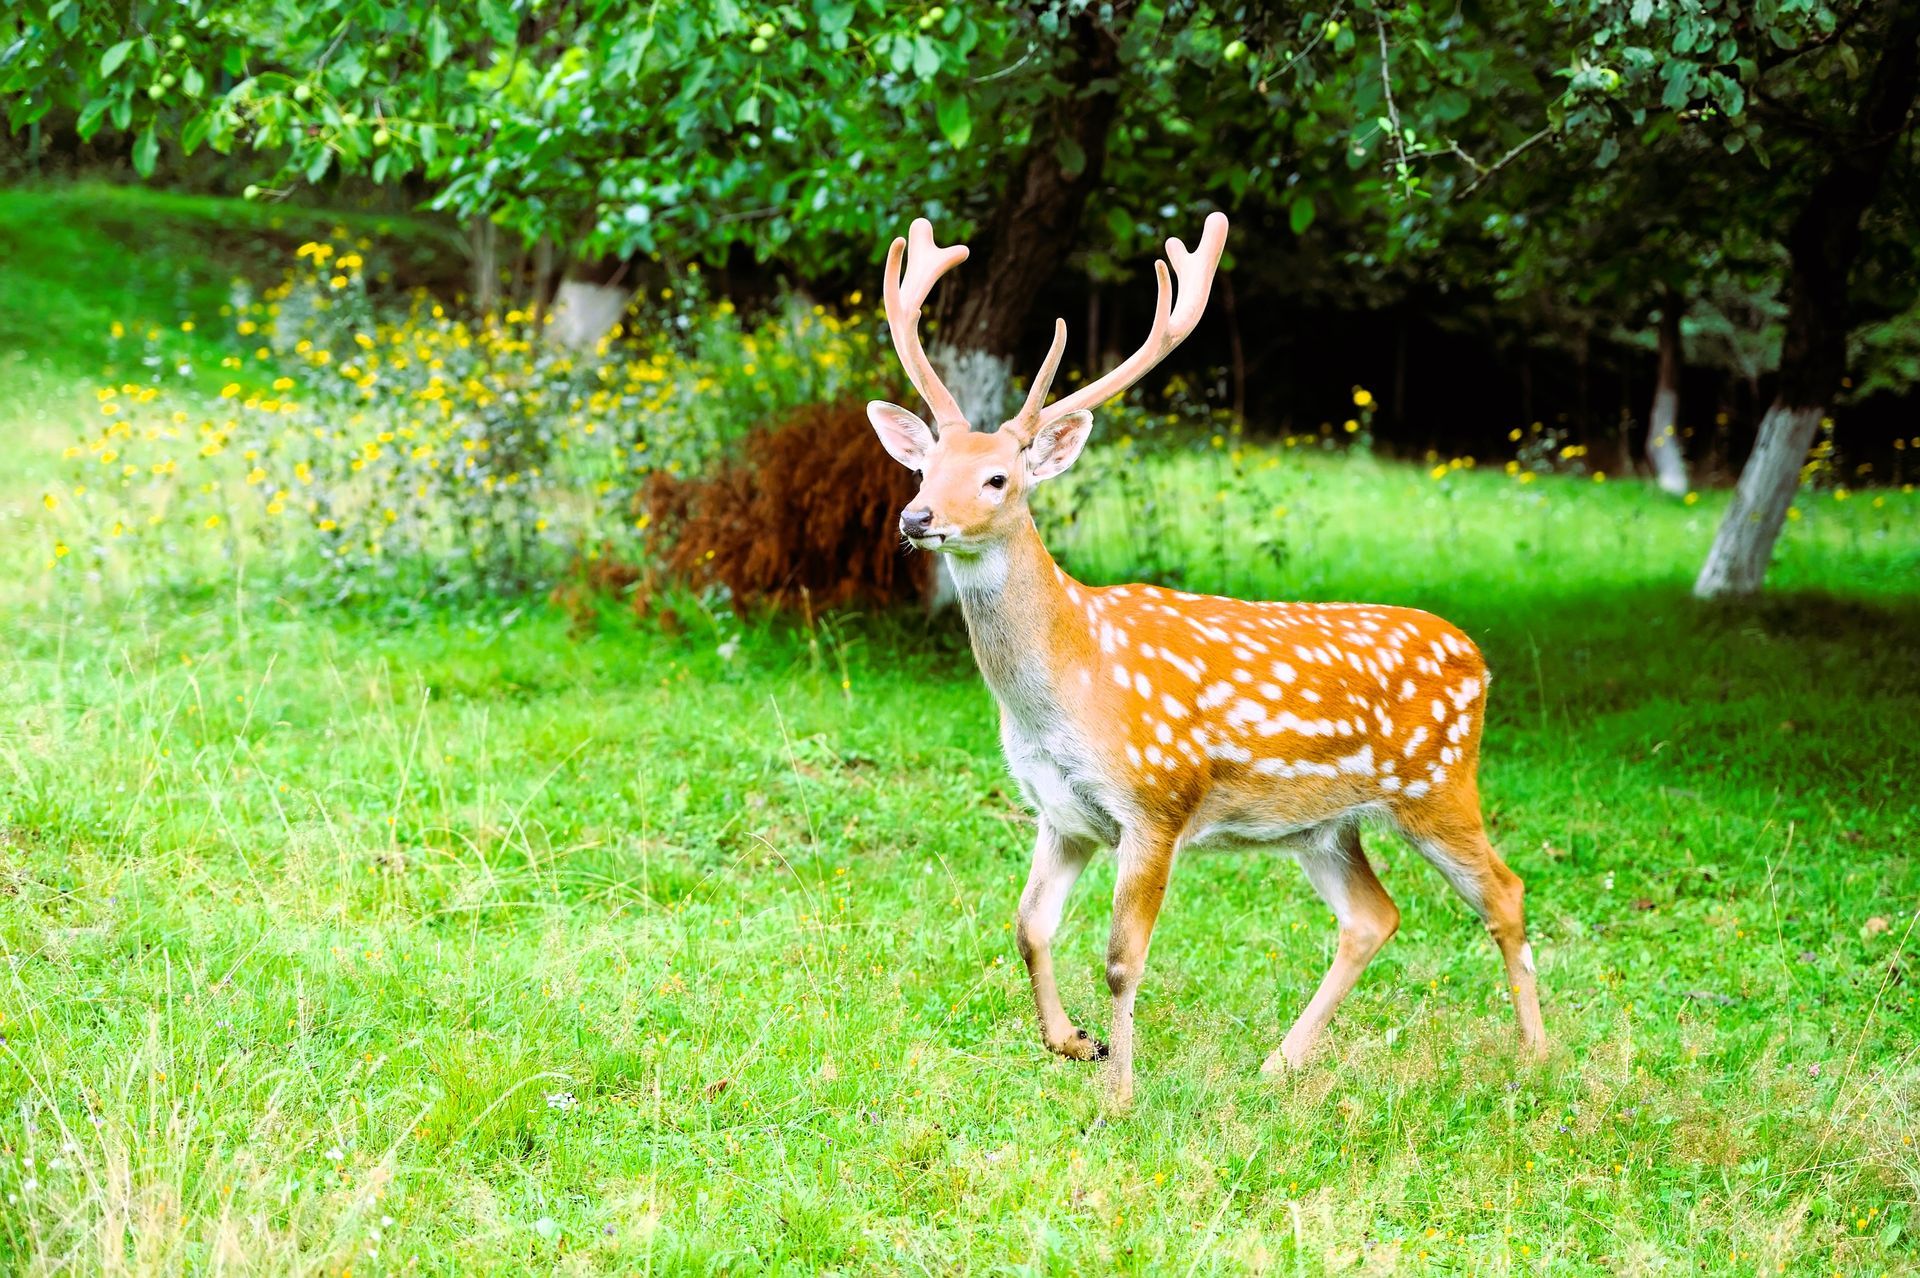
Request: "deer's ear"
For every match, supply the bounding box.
[1025,410,1093,482]
[867,401,935,469]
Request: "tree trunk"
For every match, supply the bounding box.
[469,218,500,315]
[1646,297,1690,496]
[549,279,632,350]
[545,251,635,351]
[930,15,1123,425]
[1695,0,1920,598]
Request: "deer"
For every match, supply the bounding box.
[865,213,1546,1105]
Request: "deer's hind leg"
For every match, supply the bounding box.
[1264,819,1401,1074]
[1394,786,1546,1055]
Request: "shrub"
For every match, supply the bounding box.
[641,402,930,612]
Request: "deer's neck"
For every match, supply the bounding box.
[944,515,1084,726]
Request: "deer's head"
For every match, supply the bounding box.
[868,214,1229,556]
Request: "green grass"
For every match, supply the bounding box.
[1,188,1917,1275]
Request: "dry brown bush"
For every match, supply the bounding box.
[639,401,930,613]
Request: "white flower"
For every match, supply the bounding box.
[325,1146,344,1162]
[544,1090,578,1112]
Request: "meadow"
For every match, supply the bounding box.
[1,187,1917,1275]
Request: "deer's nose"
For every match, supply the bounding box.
[900,506,935,537]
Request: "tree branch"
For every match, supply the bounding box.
[1457,126,1553,198]
[1375,14,1410,191]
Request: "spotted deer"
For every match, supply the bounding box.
[866,214,1545,1104]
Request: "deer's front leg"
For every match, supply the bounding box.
[1015,819,1102,1061]
[1105,831,1175,1107]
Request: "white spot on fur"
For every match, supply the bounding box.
[1226,699,1267,727]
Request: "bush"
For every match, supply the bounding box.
[642,402,930,612]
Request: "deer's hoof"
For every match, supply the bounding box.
[1052,1028,1108,1062]
[1260,1046,1304,1077]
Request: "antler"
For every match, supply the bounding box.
[882,218,971,432]
[1007,212,1229,443]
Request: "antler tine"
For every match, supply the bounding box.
[1034,212,1229,428]
[883,218,970,431]
[1005,318,1069,442]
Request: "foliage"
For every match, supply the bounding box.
[39,225,896,602]
[642,401,930,613]
[3,0,1256,269]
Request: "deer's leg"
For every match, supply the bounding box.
[1398,796,1547,1056]
[1104,830,1176,1107]
[1015,819,1102,1061]
[1264,821,1401,1074]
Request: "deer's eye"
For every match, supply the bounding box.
[986,473,1007,490]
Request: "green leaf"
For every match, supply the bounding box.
[100,40,136,77]
[426,15,452,70]
[935,96,970,148]
[181,113,210,156]
[1105,205,1133,243]
[75,96,111,141]
[131,125,159,178]
[911,35,941,80]
[1054,137,1086,179]
[1289,193,1315,234]
[816,1,855,36]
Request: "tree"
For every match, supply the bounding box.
[1646,293,1689,495]
[1690,1,1920,596]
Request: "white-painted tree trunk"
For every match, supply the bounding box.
[1692,402,1822,598]
[469,219,500,315]
[1647,308,1689,496]
[547,279,632,351]
[931,343,1014,428]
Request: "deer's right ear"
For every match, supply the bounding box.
[867,401,936,469]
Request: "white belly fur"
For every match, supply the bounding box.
[1003,724,1116,846]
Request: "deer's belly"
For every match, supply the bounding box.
[1004,735,1121,847]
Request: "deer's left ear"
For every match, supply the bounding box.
[1025,410,1093,481]
[867,401,936,469]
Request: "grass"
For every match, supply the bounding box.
[1,185,1917,1275]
